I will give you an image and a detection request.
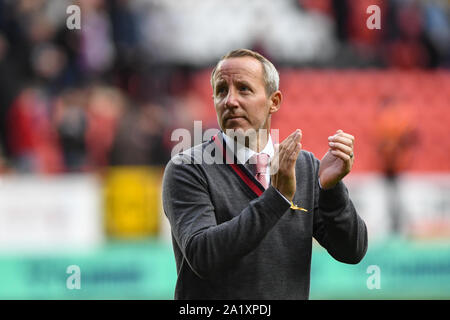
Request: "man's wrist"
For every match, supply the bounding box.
[318,177,338,190]
[318,180,348,212]
[273,187,292,205]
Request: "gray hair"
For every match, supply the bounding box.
[210,49,280,96]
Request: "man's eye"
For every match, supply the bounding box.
[239,86,250,92]
[216,87,227,95]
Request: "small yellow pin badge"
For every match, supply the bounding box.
[290,201,308,212]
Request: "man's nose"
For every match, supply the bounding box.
[225,88,239,109]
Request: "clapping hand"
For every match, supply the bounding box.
[319,130,355,190]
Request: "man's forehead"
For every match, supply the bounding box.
[214,57,264,81]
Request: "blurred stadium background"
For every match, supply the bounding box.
[0,0,449,299]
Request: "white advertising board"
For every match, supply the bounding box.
[0,174,104,253]
[345,173,450,241]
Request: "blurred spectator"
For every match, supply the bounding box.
[374,97,418,176]
[374,96,418,234]
[53,88,88,172]
[79,0,115,76]
[108,0,142,99]
[347,0,386,46]
[109,102,171,166]
[0,142,7,173]
[84,86,126,169]
[384,0,432,68]
[0,32,23,162]
[31,42,68,91]
[423,0,450,67]
[5,87,63,173]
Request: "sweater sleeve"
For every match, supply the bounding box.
[311,155,368,264]
[162,155,291,280]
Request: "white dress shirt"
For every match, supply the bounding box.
[222,132,291,203]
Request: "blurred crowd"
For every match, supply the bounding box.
[305,0,449,68]
[0,0,177,174]
[0,0,448,174]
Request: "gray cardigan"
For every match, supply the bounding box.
[162,132,368,299]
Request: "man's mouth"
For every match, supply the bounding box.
[225,115,246,121]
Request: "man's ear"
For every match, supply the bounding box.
[269,90,282,114]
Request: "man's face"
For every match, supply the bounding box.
[213,57,275,134]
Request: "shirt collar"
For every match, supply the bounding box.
[222,131,274,164]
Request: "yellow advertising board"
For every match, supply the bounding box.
[104,166,163,238]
